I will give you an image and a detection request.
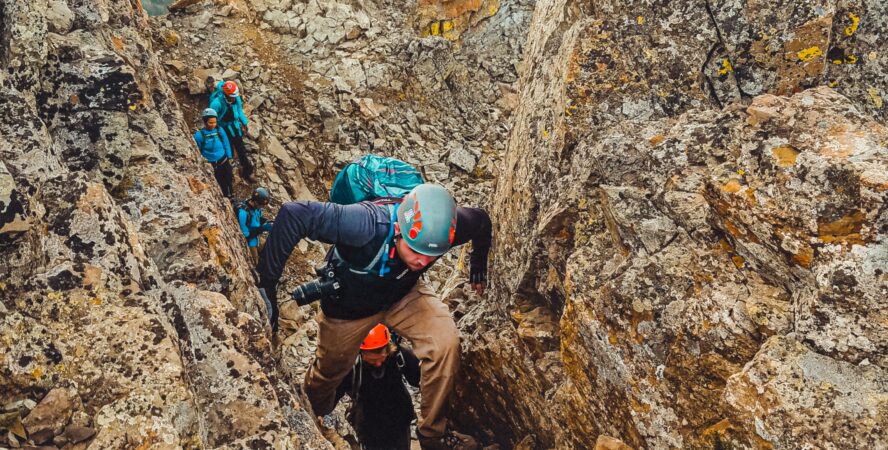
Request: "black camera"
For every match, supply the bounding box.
[291,262,341,306]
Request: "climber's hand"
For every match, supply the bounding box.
[470,269,486,296]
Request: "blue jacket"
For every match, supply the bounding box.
[193,126,232,163]
[238,203,273,247]
[209,81,249,138]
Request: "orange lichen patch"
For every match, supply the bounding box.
[724,220,743,238]
[779,16,831,94]
[818,211,866,244]
[792,245,814,267]
[187,176,208,194]
[629,396,652,414]
[702,418,733,437]
[200,225,231,268]
[111,35,125,51]
[607,329,619,345]
[744,187,758,205]
[648,134,665,146]
[69,94,79,105]
[718,237,734,253]
[771,145,800,167]
[722,179,743,193]
[134,431,158,450]
[732,255,745,269]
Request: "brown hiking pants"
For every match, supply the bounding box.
[305,280,459,437]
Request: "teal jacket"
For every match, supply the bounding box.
[238,203,273,247]
[193,127,232,163]
[208,81,249,138]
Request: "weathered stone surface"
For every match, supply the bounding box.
[0,0,329,448]
[451,1,887,447]
[725,335,886,449]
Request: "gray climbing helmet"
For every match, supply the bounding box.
[397,184,457,256]
[202,108,218,119]
[252,187,270,204]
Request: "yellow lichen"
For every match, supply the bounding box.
[732,255,745,269]
[31,367,43,379]
[845,13,859,36]
[542,128,549,139]
[845,54,858,64]
[797,46,823,61]
[868,87,883,108]
[637,16,645,25]
[718,58,733,75]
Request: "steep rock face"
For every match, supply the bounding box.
[454,0,887,447]
[156,0,532,206]
[0,0,328,448]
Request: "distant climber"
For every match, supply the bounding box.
[237,187,274,264]
[335,324,421,450]
[256,183,489,450]
[209,80,256,184]
[193,108,233,198]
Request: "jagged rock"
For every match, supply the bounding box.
[1,0,330,448]
[725,335,886,449]
[54,425,95,445]
[595,435,633,450]
[448,144,479,172]
[22,389,79,441]
[45,0,75,34]
[460,42,888,448]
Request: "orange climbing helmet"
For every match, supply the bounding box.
[360,324,391,350]
[222,80,239,96]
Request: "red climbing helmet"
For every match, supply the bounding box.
[360,324,391,350]
[222,81,239,96]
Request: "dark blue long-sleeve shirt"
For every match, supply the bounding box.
[257,200,492,319]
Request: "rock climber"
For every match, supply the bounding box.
[335,323,421,450]
[256,183,490,450]
[208,80,256,183]
[192,108,233,199]
[237,187,274,264]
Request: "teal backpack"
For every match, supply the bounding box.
[329,154,425,276]
[330,154,424,204]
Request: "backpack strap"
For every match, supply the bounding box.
[331,203,399,277]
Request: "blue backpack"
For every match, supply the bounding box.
[330,154,424,204]
[329,154,425,276]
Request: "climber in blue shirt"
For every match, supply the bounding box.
[209,80,256,183]
[237,187,274,264]
[193,108,233,198]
